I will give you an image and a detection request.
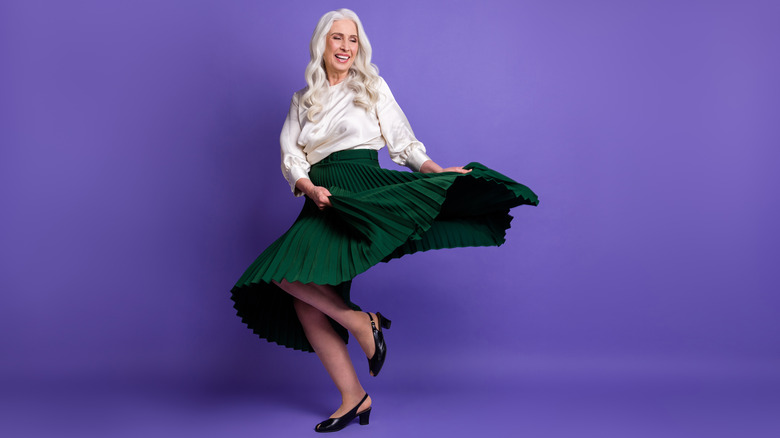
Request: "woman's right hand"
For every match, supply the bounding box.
[295,177,332,210]
[307,185,332,210]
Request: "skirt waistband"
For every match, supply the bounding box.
[314,149,379,166]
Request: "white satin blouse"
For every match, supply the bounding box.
[280,77,432,196]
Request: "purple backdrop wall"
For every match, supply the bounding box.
[2,0,778,404]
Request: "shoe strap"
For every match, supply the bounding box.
[349,393,370,415]
[366,312,376,330]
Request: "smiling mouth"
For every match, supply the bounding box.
[335,54,350,61]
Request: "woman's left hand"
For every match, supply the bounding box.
[419,160,471,174]
[440,166,471,174]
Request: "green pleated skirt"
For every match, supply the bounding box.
[231,149,539,352]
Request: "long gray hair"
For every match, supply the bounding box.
[301,9,381,122]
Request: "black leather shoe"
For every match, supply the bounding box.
[314,393,371,433]
[367,312,392,377]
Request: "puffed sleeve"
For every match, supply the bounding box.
[280,92,310,197]
[376,78,432,171]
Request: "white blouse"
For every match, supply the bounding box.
[280,77,432,196]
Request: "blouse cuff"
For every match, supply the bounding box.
[405,146,432,172]
[286,165,310,197]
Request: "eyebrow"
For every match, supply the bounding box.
[329,32,358,38]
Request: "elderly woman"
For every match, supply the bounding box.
[231,8,538,433]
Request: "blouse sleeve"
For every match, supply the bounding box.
[280,92,310,197]
[376,78,432,171]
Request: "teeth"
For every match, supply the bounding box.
[335,54,349,60]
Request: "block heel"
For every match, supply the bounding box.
[358,407,371,425]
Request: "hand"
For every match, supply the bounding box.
[440,166,471,174]
[419,160,471,174]
[307,185,332,210]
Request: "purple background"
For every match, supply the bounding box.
[2,0,779,437]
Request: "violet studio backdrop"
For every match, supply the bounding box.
[1,0,779,437]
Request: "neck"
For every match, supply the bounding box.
[327,70,348,86]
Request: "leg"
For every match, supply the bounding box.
[275,280,379,361]
[293,297,372,419]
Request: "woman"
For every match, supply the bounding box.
[231,8,538,433]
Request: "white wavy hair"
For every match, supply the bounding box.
[302,9,381,122]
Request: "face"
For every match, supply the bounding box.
[323,19,359,81]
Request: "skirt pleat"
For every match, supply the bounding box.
[231,149,538,352]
